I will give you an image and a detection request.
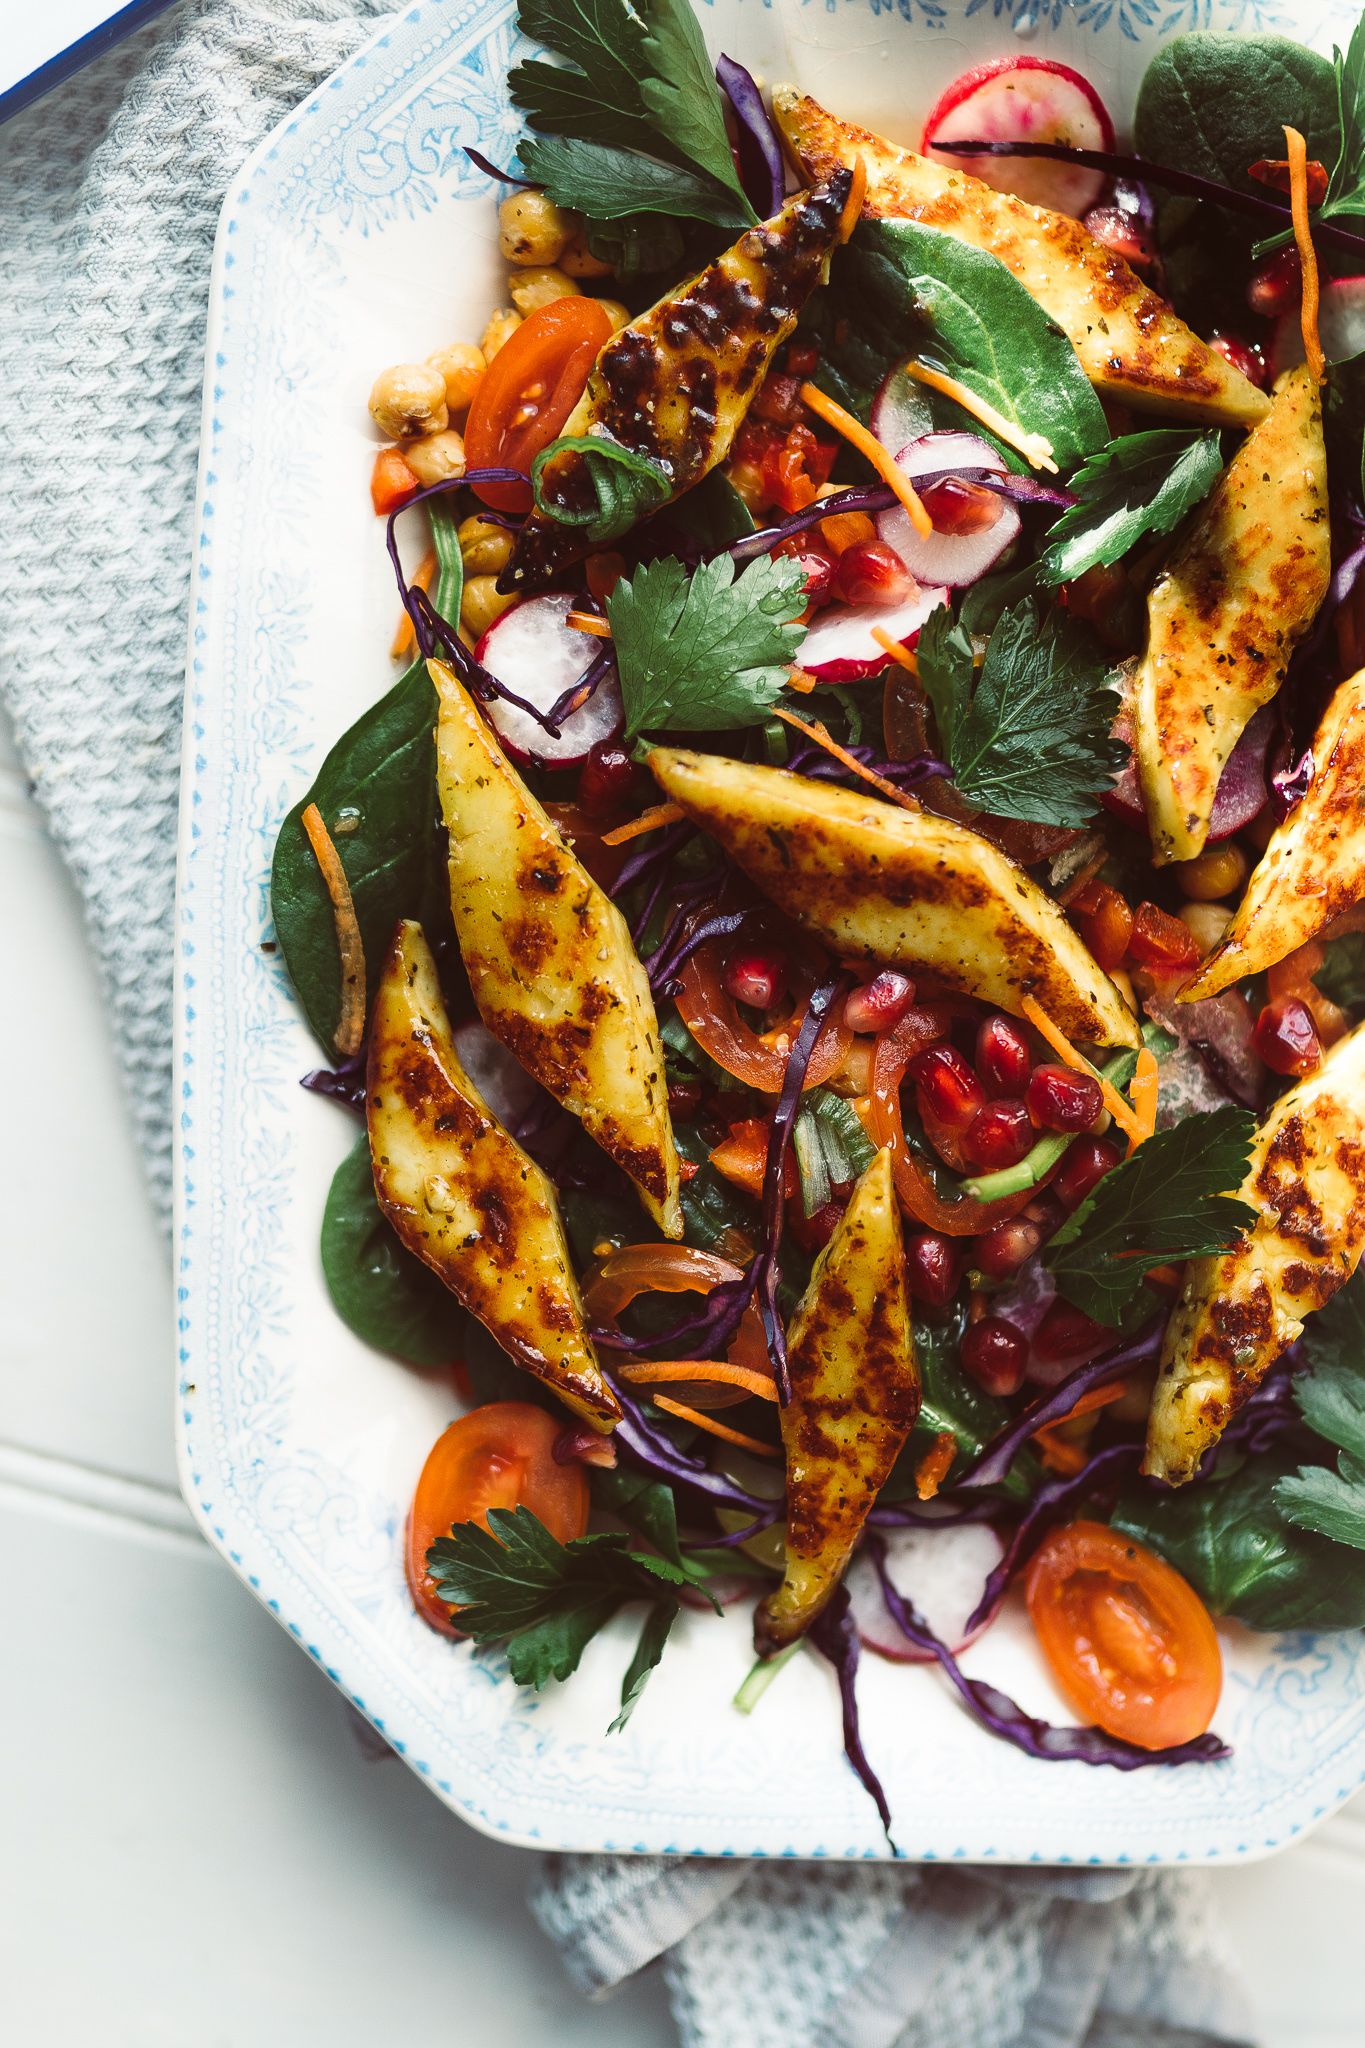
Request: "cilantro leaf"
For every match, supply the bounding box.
[1275,1267,1365,1551]
[1044,1106,1258,1328]
[608,552,807,738]
[916,598,1126,828]
[517,134,747,228]
[532,434,671,544]
[1036,431,1223,588]
[637,0,751,213]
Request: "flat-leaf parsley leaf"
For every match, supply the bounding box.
[608,552,808,738]
[1036,430,1224,587]
[517,134,749,228]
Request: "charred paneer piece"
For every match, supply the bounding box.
[432,661,682,1238]
[771,88,1268,429]
[1144,1021,1365,1485]
[367,920,620,1430]
[502,170,853,593]
[1184,667,1365,998]
[648,747,1141,1049]
[756,1147,919,1652]
[1135,365,1329,866]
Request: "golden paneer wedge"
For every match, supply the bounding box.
[772,89,1267,428]
[504,170,853,593]
[1184,668,1365,998]
[1135,366,1329,866]
[433,662,682,1238]
[367,920,620,1431]
[1144,1020,1365,1485]
[756,1147,919,1651]
[648,747,1141,1049]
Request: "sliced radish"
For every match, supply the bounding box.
[845,1522,1005,1664]
[877,433,1021,588]
[799,583,949,682]
[922,57,1115,218]
[451,1017,541,1128]
[475,593,623,767]
[1270,276,1365,377]
[1103,703,1274,842]
[869,360,934,462]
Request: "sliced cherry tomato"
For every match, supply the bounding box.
[1025,1521,1222,1750]
[464,298,614,513]
[406,1403,589,1636]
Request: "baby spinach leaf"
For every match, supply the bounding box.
[1314,930,1365,1012]
[585,211,687,282]
[607,551,807,737]
[518,134,746,229]
[841,218,1108,472]
[1036,431,1223,587]
[532,434,672,544]
[464,1317,564,1416]
[879,1304,1039,1506]
[666,467,756,549]
[1134,33,1337,208]
[320,1133,466,1367]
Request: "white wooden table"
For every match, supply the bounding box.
[0,701,1358,2045]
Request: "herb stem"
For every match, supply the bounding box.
[733,1638,803,1714]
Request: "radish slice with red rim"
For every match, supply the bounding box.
[800,583,950,682]
[1270,275,1365,377]
[846,1521,1005,1664]
[877,433,1021,588]
[475,593,623,767]
[922,57,1115,218]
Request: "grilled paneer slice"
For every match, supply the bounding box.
[1144,1020,1365,1485]
[367,921,619,1430]
[432,661,682,1238]
[756,1147,919,1652]
[772,89,1268,428]
[1183,668,1365,998]
[1135,365,1329,866]
[648,747,1141,1049]
[503,170,853,593]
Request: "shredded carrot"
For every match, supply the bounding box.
[300,802,366,1056]
[774,707,920,811]
[566,609,613,637]
[915,1429,958,1501]
[838,154,868,243]
[600,801,686,845]
[649,1397,781,1456]
[1284,125,1324,384]
[618,1361,779,1402]
[1127,1047,1159,1155]
[870,626,919,674]
[391,547,437,659]
[897,361,1057,474]
[784,665,818,694]
[1019,993,1144,1145]
[798,381,933,538]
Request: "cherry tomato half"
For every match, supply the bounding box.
[406,1402,590,1635]
[1025,1521,1222,1750]
[464,298,614,513]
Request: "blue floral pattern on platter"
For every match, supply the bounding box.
[177,0,1365,1859]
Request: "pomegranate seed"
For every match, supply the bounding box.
[773,530,837,605]
[918,477,1002,537]
[666,1080,702,1120]
[785,334,820,377]
[845,970,915,1035]
[1031,1299,1112,1367]
[833,539,914,607]
[1054,1135,1123,1212]
[910,1044,987,1131]
[1023,1189,1068,1241]
[905,1232,962,1307]
[752,372,806,426]
[1081,203,1159,276]
[972,1217,1043,1281]
[722,945,789,1011]
[976,1015,1031,1098]
[963,1098,1033,1171]
[1246,246,1302,317]
[789,1196,846,1252]
[1253,996,1322,1077]
[1208,330,1266,390]
[577,739,638,817]
[1025,1064,1102,1133]
[961,1317,1028,1397]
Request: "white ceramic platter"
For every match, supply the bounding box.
[177,0,1365,1861]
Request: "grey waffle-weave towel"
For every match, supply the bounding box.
[0,10,1257,2046]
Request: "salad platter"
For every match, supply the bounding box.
[177,0,1365,1860]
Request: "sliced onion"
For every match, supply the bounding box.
[878,433,1021,587]
[846,1522,1005,1663]
[475,593,623,766]
[674,938,852,1091]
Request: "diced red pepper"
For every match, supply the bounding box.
[371,445,420,515]
[1128,900,1201,971]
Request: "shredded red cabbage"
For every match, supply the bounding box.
[606,1374,779,1517]
[866,1495,1002,1531]
[865,1535,1230,1768]
[545,645,613,729]
[956,1314,1169,1492]
[1271,745,1315,821]
[462,146,536,188]
[724,477,1072,569]
[612,818,698,904]
[301,1045,368,1111]
[963,1442,1139,1637]
[807,1584,896,1841]
[785,741,955,791]
[681,1504,783,1550]
[716,55,786,220]
[648,902,763,997]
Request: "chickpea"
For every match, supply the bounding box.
[458,514,514,577]
[592,297,632,332]
[1178,900,1234,955]
[368,362,448,440]
[559,229,614,279]
[498,190,576,266]
[480,307,523,362]
[508,266,579,317]
[461,574,516,640]
[1173,841,1250,902]
[426,342,486,415]
[404,429,466,488]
